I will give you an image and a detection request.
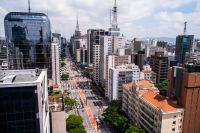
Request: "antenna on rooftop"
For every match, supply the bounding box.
[28,0,31,13]
[184,21,187,35]
[110,8,112,26]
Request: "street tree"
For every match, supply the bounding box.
[66,115,84,131]
[61,73,69,80]
[68,127,86,133]
[125,126,145,133]
[155,80,168,97]
[61,61,66,67]
[103,100,128,132]
[64,97,76,107]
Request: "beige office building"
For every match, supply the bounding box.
[76,49,81,63]
[122,80,184,133]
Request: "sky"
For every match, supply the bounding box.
[0,0,200,40]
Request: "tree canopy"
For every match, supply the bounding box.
[125,126,145,133]
[103,100,128,132]
[61,73,69,80]
[68,127,86,133]
[66,115,84,131]
[64,97,76,107]
[61,61,66,67]
[155,79,168,97]
[61,57,65,61]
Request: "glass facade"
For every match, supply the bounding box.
[4,12,51,77]
[0,86,39,133]
[175,35,194,64]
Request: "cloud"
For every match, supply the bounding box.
[0,0,199,39]
[158,0,194,9]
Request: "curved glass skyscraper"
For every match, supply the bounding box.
[4,12,52,77]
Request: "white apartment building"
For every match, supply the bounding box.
[108,64,140,101]
[51,40,60,85]
[93,45,101,84]
[122,80,184,133]
[105,54,131,97]
[108,64,157,101]
[0,69,50,133]
[80,35,87,48]
[140,64,156,83]
[100,35,125,86]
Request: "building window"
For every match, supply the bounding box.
[173,121,176,124]
[172,128,175,131]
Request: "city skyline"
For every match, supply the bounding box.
[0,0,200,39]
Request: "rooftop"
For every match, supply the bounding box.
[123,80,154,89]
[143,70,155,74]
[142,90,178,112]
[123,82,134,90]
[0,69,44,84]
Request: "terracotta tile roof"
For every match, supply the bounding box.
[142,90,178,112]
[123,82,134,90]
[123,80,154,90]
[138,90,149,95]
[143,70,153,74]
[136,79,153,88]
[53,83,59,88]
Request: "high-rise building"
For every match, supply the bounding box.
[0,37,8,70]
[80,48,88,66]
[87,29,108,84]
[134,51,145,71]
[175,35,194,64]
[133,41,145,53]
[167,64,200,133]
[105,54,131,97]
[52,33,61,55]
[4,12,52,77]
[100,35,125,85]
[108,64,140,101]
[87,29,108,65]
[122,80,184,133]
[93,44,101,84]
[76,49,81,63]
[150,51,169,83]
[72,17,81,56]
[0,69,50,133]
[167,66,185,100]
[51,38,60,86]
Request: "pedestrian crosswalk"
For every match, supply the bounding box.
[86,128,112,133]
[86,128,95,133]
[87,130,95,133]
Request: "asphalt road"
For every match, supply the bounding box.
[60,47,113,133]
